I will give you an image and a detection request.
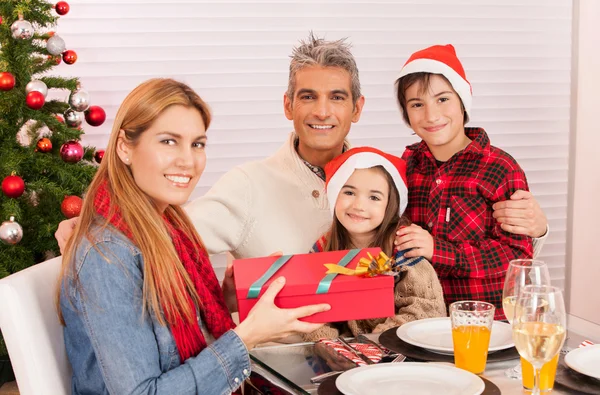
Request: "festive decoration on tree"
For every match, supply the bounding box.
[0,217,23,245]
[64,108,83,127]
[85,105,106,127]
[94,149,105,164]
[0,72,15,91]
[2,175,25,198]
[10,16,33,40]
[36,138,52,153]
[48,54,61,64]
[62,49,77,64]
[61,195,82,218]
[25,90,45,109]
[46,34,65,55]
[0,1,99,360]
[60,140,83,162]
[54,1,69,15]
[25,79,48,97]
[69,87,90,111]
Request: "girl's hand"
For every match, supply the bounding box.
[233,277,330,350]
[394,224,434,261]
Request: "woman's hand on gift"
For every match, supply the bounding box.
[233,276,330,350]
[222,250,282,313]
[394,224,434,261]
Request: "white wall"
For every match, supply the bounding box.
[567,0,600,340]
[51,0,572,280]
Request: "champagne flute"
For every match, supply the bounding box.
[502,259,551,378]
[512,285,567,395]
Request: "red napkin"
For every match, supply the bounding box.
[319,339,383,366]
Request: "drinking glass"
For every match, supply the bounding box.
[512,285,567,395]
[502,259,551,378]
[450,301,495,374]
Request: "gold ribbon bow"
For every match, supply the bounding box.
[324,251,393,277]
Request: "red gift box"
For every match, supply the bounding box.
[233,248,395,323]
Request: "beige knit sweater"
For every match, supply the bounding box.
[303,258,447,341]
[185,132,334,258]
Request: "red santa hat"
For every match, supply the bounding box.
[395,44,472,118]
[325,147,408,216]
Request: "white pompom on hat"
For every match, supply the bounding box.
[395,44,472,118]
[325,147,408,216]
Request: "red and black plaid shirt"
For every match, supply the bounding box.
[402,128,533,320]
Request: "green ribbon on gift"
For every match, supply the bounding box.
[315,249,361,294]
[247,255,293,299]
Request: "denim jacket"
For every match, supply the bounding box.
[60,223,251,394]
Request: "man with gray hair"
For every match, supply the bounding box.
[56,33,548,260]
[186,33,365,258]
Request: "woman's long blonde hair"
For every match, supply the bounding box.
[57,78,212,326]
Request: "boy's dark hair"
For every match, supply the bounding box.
[396,72,469,126]
[324,166,411,256]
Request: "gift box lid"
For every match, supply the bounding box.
[233,248,393,300]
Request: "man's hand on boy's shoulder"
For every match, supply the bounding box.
[492,190,548,238]
[394,224,434,261]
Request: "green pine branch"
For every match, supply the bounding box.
[0,1,99,278]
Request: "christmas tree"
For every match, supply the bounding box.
[0,1,105,358]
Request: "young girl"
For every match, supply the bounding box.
[57,78,329,395]
[304,147,446,341]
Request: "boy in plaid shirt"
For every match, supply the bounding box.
[393,44,533,320]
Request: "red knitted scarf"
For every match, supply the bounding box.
[93,181,235,361]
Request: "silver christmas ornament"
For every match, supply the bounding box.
[46,35,66,56]
[64,108,83,128]
[25,80,48,98]
[68,88,90,112]
[0,216,23,245]
[11,19,34,40]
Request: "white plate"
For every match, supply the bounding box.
[335,362,485,395]
[396,317,514,354]
[564,344,600,380]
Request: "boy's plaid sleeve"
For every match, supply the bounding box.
[430,168,533,280]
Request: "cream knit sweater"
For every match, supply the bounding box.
[185,132,333,258]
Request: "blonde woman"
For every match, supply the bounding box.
[57,78,329,394]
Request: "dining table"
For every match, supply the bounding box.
[245,329,599,395]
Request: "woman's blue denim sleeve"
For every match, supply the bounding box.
[72,239,251,394]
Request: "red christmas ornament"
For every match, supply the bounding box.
[85,106,106,127]
[61,195,82,219]
[94,149,105,164]
[2,175,25,199]
[36,138,53,153]
[26,91,45,110]
[56,114,65,123]
[0,72,15,91]
[60,140,83,163]
[47,31,55,37]
[62,50,77,65]
[0,16,3,25]
[55,1,70,15]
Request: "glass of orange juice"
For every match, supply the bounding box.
[521,354,559,392]
[450,301,495,374]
